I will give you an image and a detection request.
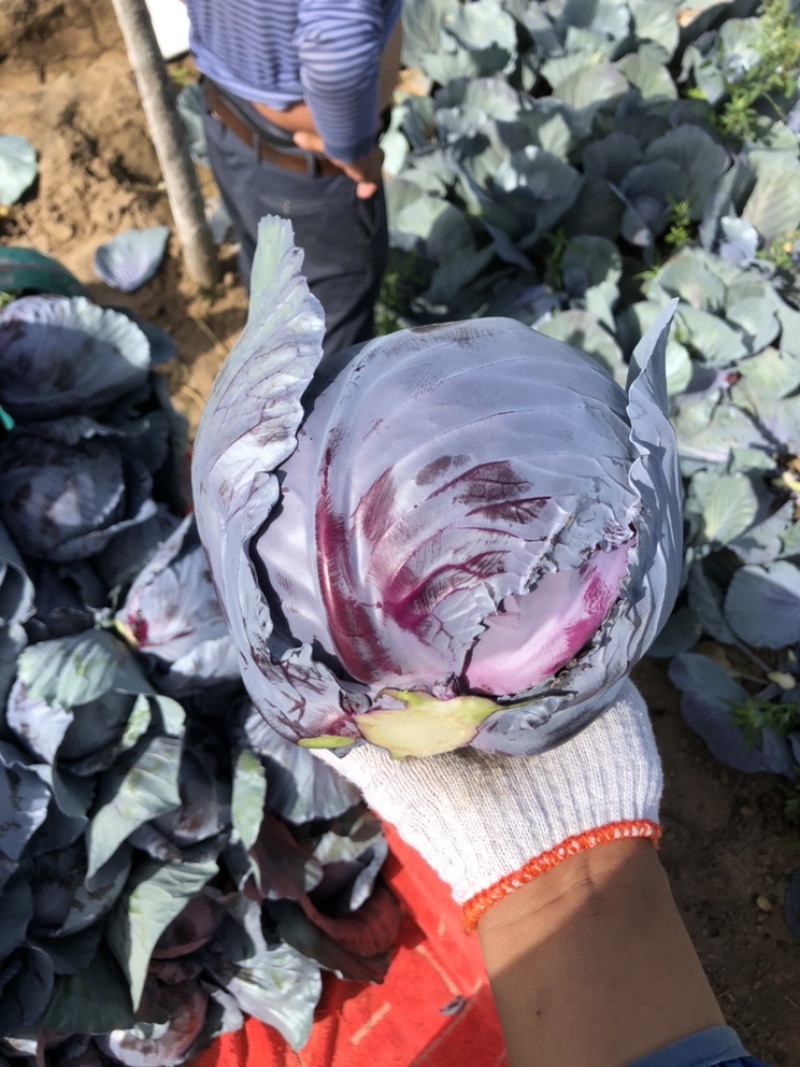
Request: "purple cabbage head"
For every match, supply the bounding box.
[192,218,682,758]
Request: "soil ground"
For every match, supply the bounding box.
[1,3,798,1063]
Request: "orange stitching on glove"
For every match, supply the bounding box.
[462,819,662,932]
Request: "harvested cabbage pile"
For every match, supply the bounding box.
[193,218,682,759]
[0,249,397,1067]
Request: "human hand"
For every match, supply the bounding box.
[292,131,384,198]
[315,680,663,929]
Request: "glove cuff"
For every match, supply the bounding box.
[462,818,661,931]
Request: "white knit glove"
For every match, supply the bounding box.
[316,680,663,928]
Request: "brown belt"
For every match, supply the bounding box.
[203,81,345,177]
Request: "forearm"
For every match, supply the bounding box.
[295,1,392,161]
[478,840,724,1067]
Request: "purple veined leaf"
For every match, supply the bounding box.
[94,226,170,293]
[669,652,796,777]
[194,216,682,759]
[97,978,208,1066]
[724,561,800,650]
[0,430,157,563]
[242,710,360,824]
[0,296,151,421]
[0,134,37,207]
[114,516,239,690]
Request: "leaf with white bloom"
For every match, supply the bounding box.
[737,347,800,399]
[205,898,320,1051]
[727,500,797,566]
[536,310,626,383]
[726,299,781,355]
[0,296,150,420]
[687,470,759,546]
[230,749,266,850]
[675,304,749,366]
[630,0,679,57]
[87,735,183,877]
[653,249,726,310]
[94,227,170,293]
[248,712,360,823]
[669,653,796,776]
[742,156,800,245]
[108,858,217,1010]
[554,60,629,112]
[665,340,693,396]
[0,135,37,207]
[644,126,729,219]
[724,562,800,650]
[717,215,759,267]
[616,52,677,99]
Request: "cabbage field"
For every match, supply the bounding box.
[1,0,800,1064]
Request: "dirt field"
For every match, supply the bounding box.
[1,3,798,1063]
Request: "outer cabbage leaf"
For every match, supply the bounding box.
[724,562,800,649]
[96,978,207,1066]
[204,898,320,1051]
[669,653,797,777]
[0,430,156,562]
[108,858,218,1011]
[0,135,37,207]
[194,216,682,758]
[0,741,52,862]
[0,296,150,421]
[94,227,170,293]
[115,514,240,691]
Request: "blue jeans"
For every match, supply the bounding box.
[201,88,388,361]
[629,1026,769,1067]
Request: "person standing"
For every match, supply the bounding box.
[183,0,402,357]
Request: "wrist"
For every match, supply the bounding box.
[464,818,661,931]
[477,841,725,1067]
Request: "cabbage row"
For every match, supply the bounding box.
[0,261,397,1067]
[382,0,800,785]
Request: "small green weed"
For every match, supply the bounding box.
[717,0,800,142]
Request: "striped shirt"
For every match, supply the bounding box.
[185,0,402,162]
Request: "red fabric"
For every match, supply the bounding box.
[192,825,506,1067]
